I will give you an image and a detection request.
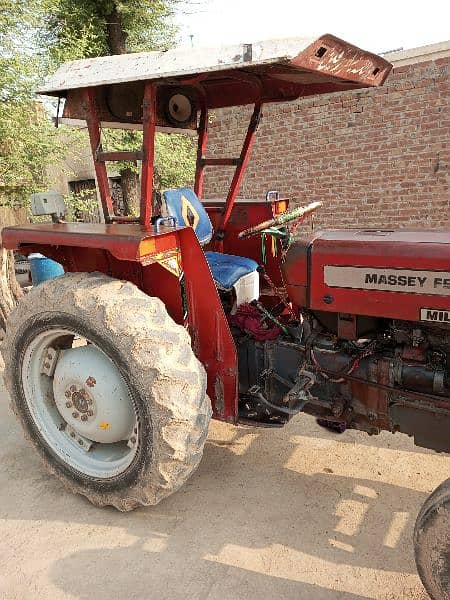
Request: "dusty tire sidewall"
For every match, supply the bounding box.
[7,310,154,494]
[414,478,450,600]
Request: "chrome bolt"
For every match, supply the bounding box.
[72,412,79,419]
[130,436,136,444]
[70,431,76,438]
[65,401,72,408]
[78,440,84,446]
[87,410,94,417]
[80,415,88,422]
[65,390,71,398]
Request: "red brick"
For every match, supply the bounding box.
[202,57,449,230]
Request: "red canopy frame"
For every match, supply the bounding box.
[83,79,265,245]
[71,34,391,238]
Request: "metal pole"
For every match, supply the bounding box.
[194,100,208,198]
[215,102,262,250]
[84,88,115,223]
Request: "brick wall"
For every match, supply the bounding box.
[202,56,449,230]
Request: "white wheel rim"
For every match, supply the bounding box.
[21,328,139,479]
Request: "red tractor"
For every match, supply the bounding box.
[1,34,449,598]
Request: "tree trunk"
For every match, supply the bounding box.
[105,5,128,54]
[0,248,23,336]
[120,167,140,216]
[105,5,140,216]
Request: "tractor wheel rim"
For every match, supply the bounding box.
[21,328,139,479]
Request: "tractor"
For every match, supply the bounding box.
[1,34,449,599]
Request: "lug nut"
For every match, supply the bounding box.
[70,431,76,438]
[65,401,72,408]
[78,440,84,446]
[88,398,93,405]
[87,410,94,417]
[130,436,136,444]
[65,390,71,398]
[81,415,88,422]
[72,412,79,419]
[70,385,77,392]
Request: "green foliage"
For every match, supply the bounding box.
[103,128,196,190]
[0,103,66,207]
[40,0,195,205]
[42,0,178,66]
[64,188,100,222]
[154,133,196,190]
[0,0,72,207]
[0,0,196,209]
[101,128,143,175]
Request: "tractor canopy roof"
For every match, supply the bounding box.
[39,34,391,124]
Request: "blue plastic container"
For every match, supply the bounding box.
[28,253,64,285]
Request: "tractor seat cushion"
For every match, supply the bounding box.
[205,251,258,291]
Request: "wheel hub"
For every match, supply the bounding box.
[67,387,92,413]
[52,345,135,444]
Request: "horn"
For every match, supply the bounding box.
[161,87,197,127]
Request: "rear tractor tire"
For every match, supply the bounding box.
[414,478,450,599]
[2,272,211,511]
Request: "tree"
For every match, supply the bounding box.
[42,0,177,63]
[0,0,67,328]
[42,0,196,215]
[0,0,197,328]
[0,0,67,206]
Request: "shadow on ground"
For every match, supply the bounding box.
[0,405,442,599]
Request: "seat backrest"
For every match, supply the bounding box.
[162,187,213,245]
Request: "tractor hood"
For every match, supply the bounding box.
[283,230,450,323]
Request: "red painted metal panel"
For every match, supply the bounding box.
[141,262,184,325]
[292,34,391,87]
[307,230,450,321]
[140,82,156,228]
[2,222,179,262]
[178,226,238,422]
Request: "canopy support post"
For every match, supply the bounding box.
[194,99,208,199]
[214,102,262,250]
[84,88,115,223]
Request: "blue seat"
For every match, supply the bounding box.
[204,251,258,291]
[162,187,258,289]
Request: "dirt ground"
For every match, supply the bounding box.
[0,372,448,600]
